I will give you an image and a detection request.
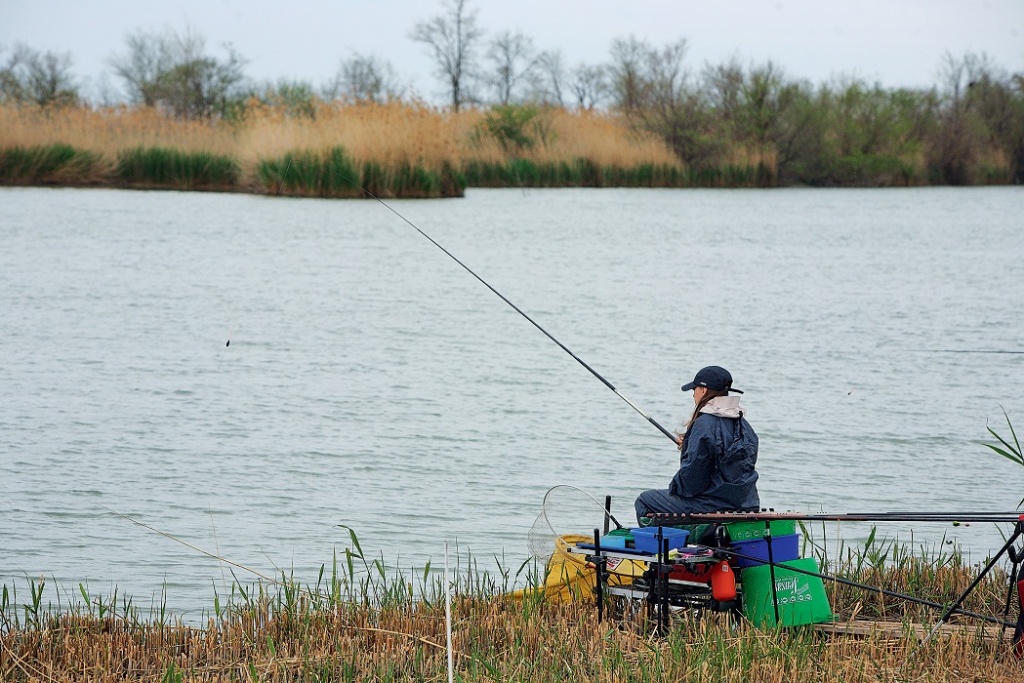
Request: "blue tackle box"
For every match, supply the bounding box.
[730,533,800,568]
[630,527,689,554]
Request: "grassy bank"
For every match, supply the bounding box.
[4,599,1019,682]
[0,103,777,197]
[2,532,1022,682]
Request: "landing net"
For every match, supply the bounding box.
[527,485,620,560]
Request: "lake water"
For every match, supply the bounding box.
[2,185,1023,621]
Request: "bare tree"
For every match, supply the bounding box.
[534,49,566,106]
[0,44,79,106]
[607,36,649,112]
[325,54,404,104]
[409,0,482,111]
[569,63,607,111]
[109,30,175,106]
[608,37,719,166]
[704,59,744,126]
[938,51,998,111]
[484,30,538,105]
[110,28,247,119]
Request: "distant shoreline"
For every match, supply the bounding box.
[1,102,1019,197]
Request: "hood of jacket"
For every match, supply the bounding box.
[698,395,745,419]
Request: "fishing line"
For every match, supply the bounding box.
[916,349,1024,355]
[104,506,278,584]
[216,333,232,370]
[353,181,677,443]
[207,504,228,591]
[213,330,235,378]
[102,508,480,656]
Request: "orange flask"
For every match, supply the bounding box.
[710,560,737,602]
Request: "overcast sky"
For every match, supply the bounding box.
[3,0,1023,102]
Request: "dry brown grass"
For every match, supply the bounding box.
[3,596,1022,682]
[0,103,684,184]
[237,102,464,169]
[0,105,238,156]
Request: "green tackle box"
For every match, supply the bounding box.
[739,557,833,628]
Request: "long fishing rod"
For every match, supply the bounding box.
[361,186,678,443]
[647,511,1024,524]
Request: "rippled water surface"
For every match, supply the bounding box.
[2,186,1023,619]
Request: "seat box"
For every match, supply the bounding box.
[730,533,800,568]
[725,519,797,541]
[740,557,833,627]
[630,527,689,554]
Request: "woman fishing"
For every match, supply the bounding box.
[634,366,760,524]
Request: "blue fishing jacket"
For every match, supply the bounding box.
[669,397,760,513]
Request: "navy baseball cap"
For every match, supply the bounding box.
[680,366,743,394]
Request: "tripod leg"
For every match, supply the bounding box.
[923,519,1023,646]
[1013,563,1024,659]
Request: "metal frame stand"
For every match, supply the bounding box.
[921,515,1024,646]
[763,520,780,626]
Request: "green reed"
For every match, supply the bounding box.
[0,143,103,184]
[256,147,359,197]
[459,158,776,189]
[115,146,239,188]
[361,160,440,199]
[985,410,1023,507]
[1,145,782,196]
[256,147,463,199]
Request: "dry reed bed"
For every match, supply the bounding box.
[0,103,679,168]
[3,599,1023,682]
[3,559,1022,683]
[3,523,1022,682]
[0,103,707,196]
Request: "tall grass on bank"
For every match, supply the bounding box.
[2,533,1022,682]
[461,159,776,189]
[0,143,106,185]
[256,148,465,198]
[257,147,362,198]
[116,147,240,189]
[359,160,465,199]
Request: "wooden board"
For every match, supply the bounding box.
[813,620,1011,641]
